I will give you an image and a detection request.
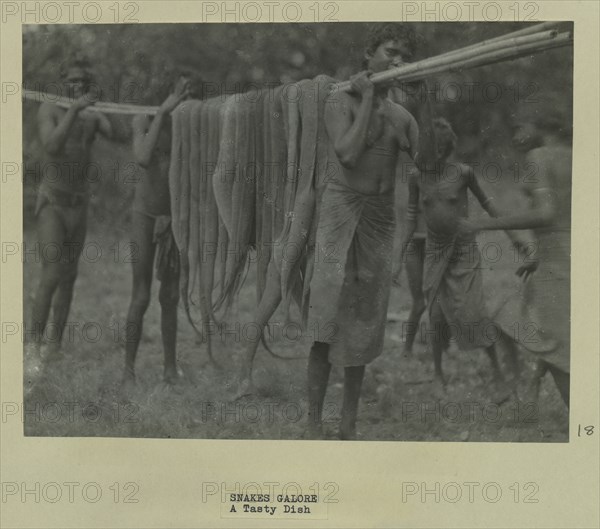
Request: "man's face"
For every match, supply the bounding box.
[365,39,411,74]
[63,67,91,98]
[512,121,540,152]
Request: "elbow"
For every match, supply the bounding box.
[338,156,357,169]
[134,153,150,168]
[538,208,556,226]
[133,148,150,168]
[43,139,60,156]
[335,147,358,169]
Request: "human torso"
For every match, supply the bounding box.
[526,144,572,259]
[336,97,412,195]
[419,162,470,236]
[40,104,97,194]
[132,115,172,216]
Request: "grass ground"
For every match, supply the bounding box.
[23,213,569,441]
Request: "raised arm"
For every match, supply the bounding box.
[38,96,94,155]
[466,150,557,231]
[466,165,530,249]
[133,77,190,168]
[325,72,375,169]
[95,112,113,140]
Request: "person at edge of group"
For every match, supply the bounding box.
[306,23,439,440]
[458,104,572,409]
[391,161,427,356]
[123,71,194,387]
[400,117,534,400]
[25,56,112,384]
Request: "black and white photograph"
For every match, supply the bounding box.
[21,20,574,442]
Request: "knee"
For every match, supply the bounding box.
[130,289,151,314]
[58,265,79,287]
[39,266,62,291]
[413,296,426,315]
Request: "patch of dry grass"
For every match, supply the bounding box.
[23,221,568,442]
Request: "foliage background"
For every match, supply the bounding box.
[23,22,573,229]
[21,23,572,441]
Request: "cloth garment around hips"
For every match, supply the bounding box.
[308,182,395,367]
[133,210,180,282]
[35,182,88,244]
[423,230,498,350]
[493,229,570,372]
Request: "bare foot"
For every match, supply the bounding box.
[301,423,326,440]
[120,370,137,397]
[339,425,357,440]
[163,366,184,385]
[432,376,448,400]
[24,343,43,393]
[489,379,514,406]
[232,376,255,401]
[44,342,64,363]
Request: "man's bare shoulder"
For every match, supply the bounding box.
[385,99,414,123]
[38,101,63,120]
[326,90,354,111]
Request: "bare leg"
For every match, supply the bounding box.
[527,360,548,406]
[306,342,331,438]
[429,302,447,387]
[47,217,86,359]
[28,206,66,353]
[403,238,426,354]
[547,363,569,408]
[124,213,155,383]
[46,266,77,358]
[485,345,504,382]
[339,365,366,440]
[159,268,180,384]
[25,206,65,385]
[498,331,521,381]
[235,260,282,399]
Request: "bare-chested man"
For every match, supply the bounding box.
[459,106,571,408]
[25,57,111,377]
[306,24,437,439]
[122,74,191,386]
[400,118,526,396]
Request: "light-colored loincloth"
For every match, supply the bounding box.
[423,230,498,350]
[493,230,570,372]
[308,182,396,367]
[35,182,88,244]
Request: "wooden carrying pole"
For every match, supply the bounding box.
[22,89,160,115]
[364,32,573,87]
[336,27,572,93]
[22,25,572,114]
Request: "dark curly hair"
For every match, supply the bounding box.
[512,97,572,140]
[59,54,94,82]
[364,23,420,61]
[149,63,204,104]
[433,117,457,154]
